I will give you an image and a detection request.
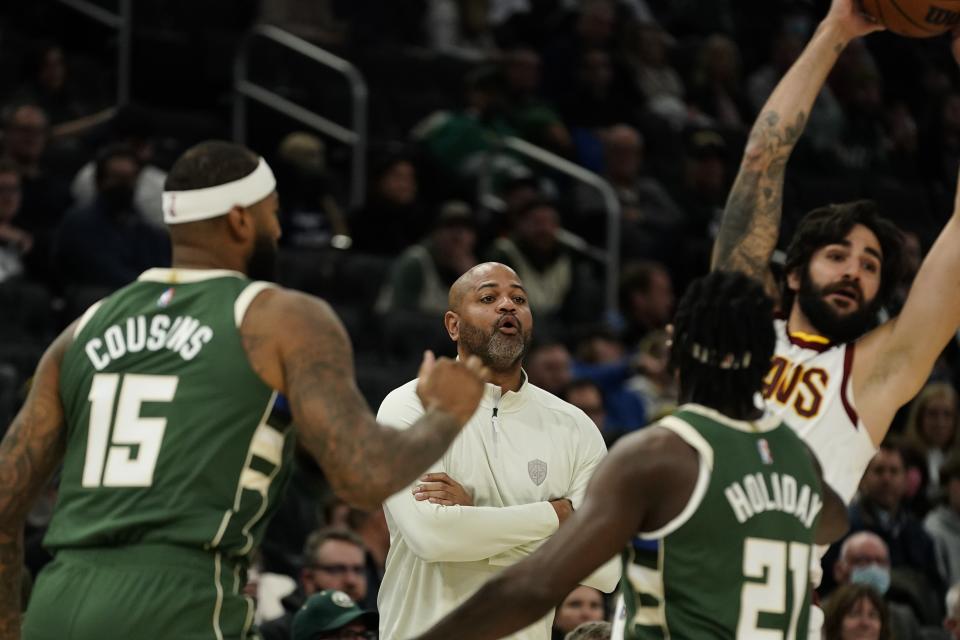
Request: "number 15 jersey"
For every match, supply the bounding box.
[45,268,294,561]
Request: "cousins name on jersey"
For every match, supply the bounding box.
[724,471,822,529]
[84,314,214,370]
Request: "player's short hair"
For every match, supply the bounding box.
[782,200,904,312]
[165,140,258,191]
[670,271,775,413]
[303,527,366,564]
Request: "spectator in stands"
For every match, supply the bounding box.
[291,590,378,640]
[626,328,677,423]
[686,35,750,131]
[53,144,169,291]
[273,132,349,250]
[846,441,944,614]
[349,150,428,256]
[906,383,960,503]
[926,453,960,588]
[558,48,639,130]
[617,260,674,347]
[525,340,573,396]
[565,621,611,640]
[71,107,167,227]
[621,24,685,127]
[575,125,684,260]
[542,0,619,99]
[1,102,71,285]
[829,41,889,173]
[829,532,923,640]
[822,584,891,640]
[413,65,520,186]
[562,379,606,432]
[499,48,572,154]
[261,528,371,640]
[571,326,646,436]
[551,586,605,640]
[14,42,94,126]
[377,200,477,315]
[424,0,499,62]
[0,160,30,283]
[486,198,596,321]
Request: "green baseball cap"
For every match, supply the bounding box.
[292,590,378,640]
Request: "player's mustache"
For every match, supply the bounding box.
[822,281,863,303]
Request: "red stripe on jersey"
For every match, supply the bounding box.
[841,342,859,427]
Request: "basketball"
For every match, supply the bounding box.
[859,0,960,37]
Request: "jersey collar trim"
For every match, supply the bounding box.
[138,268,246,283]
[677,402,781,433]
[787,328,831,352]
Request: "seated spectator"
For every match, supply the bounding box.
[626,328,677,422]
[424,0,499,62]
[571,326,646,436]
[562,379,606,433]
[845,441,944,621]
[926,453,960,588]
[349,151,428,256]
[573,125,685,260]
[686,35,750,131]
[828,532,923,640]
[525,340,573,396]
[261,528,371,640]
[273,132,349,250]
[2,102,72,286]
[14,42,102,126]
[565,621,611,640]
[621,23,686,127]
[906,383,960,506]
[617,260,674,347]
[822,583,891,640]
[53,144,170,291]
[70,106,167,227]
[552,586,605,640]
[486,198,597,321]
[558,48,640,130]
[0,160,30,283]
[376,201,478,315]
[500,48,572,154]
[292,590,378,640]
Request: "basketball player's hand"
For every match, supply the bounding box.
[550,498,574,524]
[413,472,474,506]
[416,351,489,426]
[823,0,885,39]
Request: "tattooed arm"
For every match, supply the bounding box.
[711,0,882,283]
[0,329,69,639]
[242,289,486,510]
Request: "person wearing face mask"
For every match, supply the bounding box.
[53,144,170,293]
[829,531,923,640]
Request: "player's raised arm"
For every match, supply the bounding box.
[413,427,698,640]
[712,0,882,283]
[0,328,70,640]
[241,288,487,510]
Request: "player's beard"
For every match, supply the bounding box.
[796,268,878,345]
[246,233,278,282]
[458,317,531,372]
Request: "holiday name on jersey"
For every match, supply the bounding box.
[84,314,214,370]
[724,471,822,529]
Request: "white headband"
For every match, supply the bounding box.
[162,157,276,224]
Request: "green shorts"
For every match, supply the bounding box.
[23,543,258,640]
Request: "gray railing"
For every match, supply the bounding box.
[480,136,622,320]
[233,25,368,209]
[56,0,132,105]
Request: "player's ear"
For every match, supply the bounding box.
[786,267,801,293]
[444,311,460,342]
[225,205,254,243]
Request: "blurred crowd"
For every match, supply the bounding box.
[5,1,960,638]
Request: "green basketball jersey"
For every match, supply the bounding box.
[615,403,822,640]
[45,268,294,563]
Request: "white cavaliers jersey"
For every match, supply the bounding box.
[765,320,877,505]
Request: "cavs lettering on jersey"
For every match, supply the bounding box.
[612,404,821,640]
[765,320,875,505]
[47,268,294,559]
